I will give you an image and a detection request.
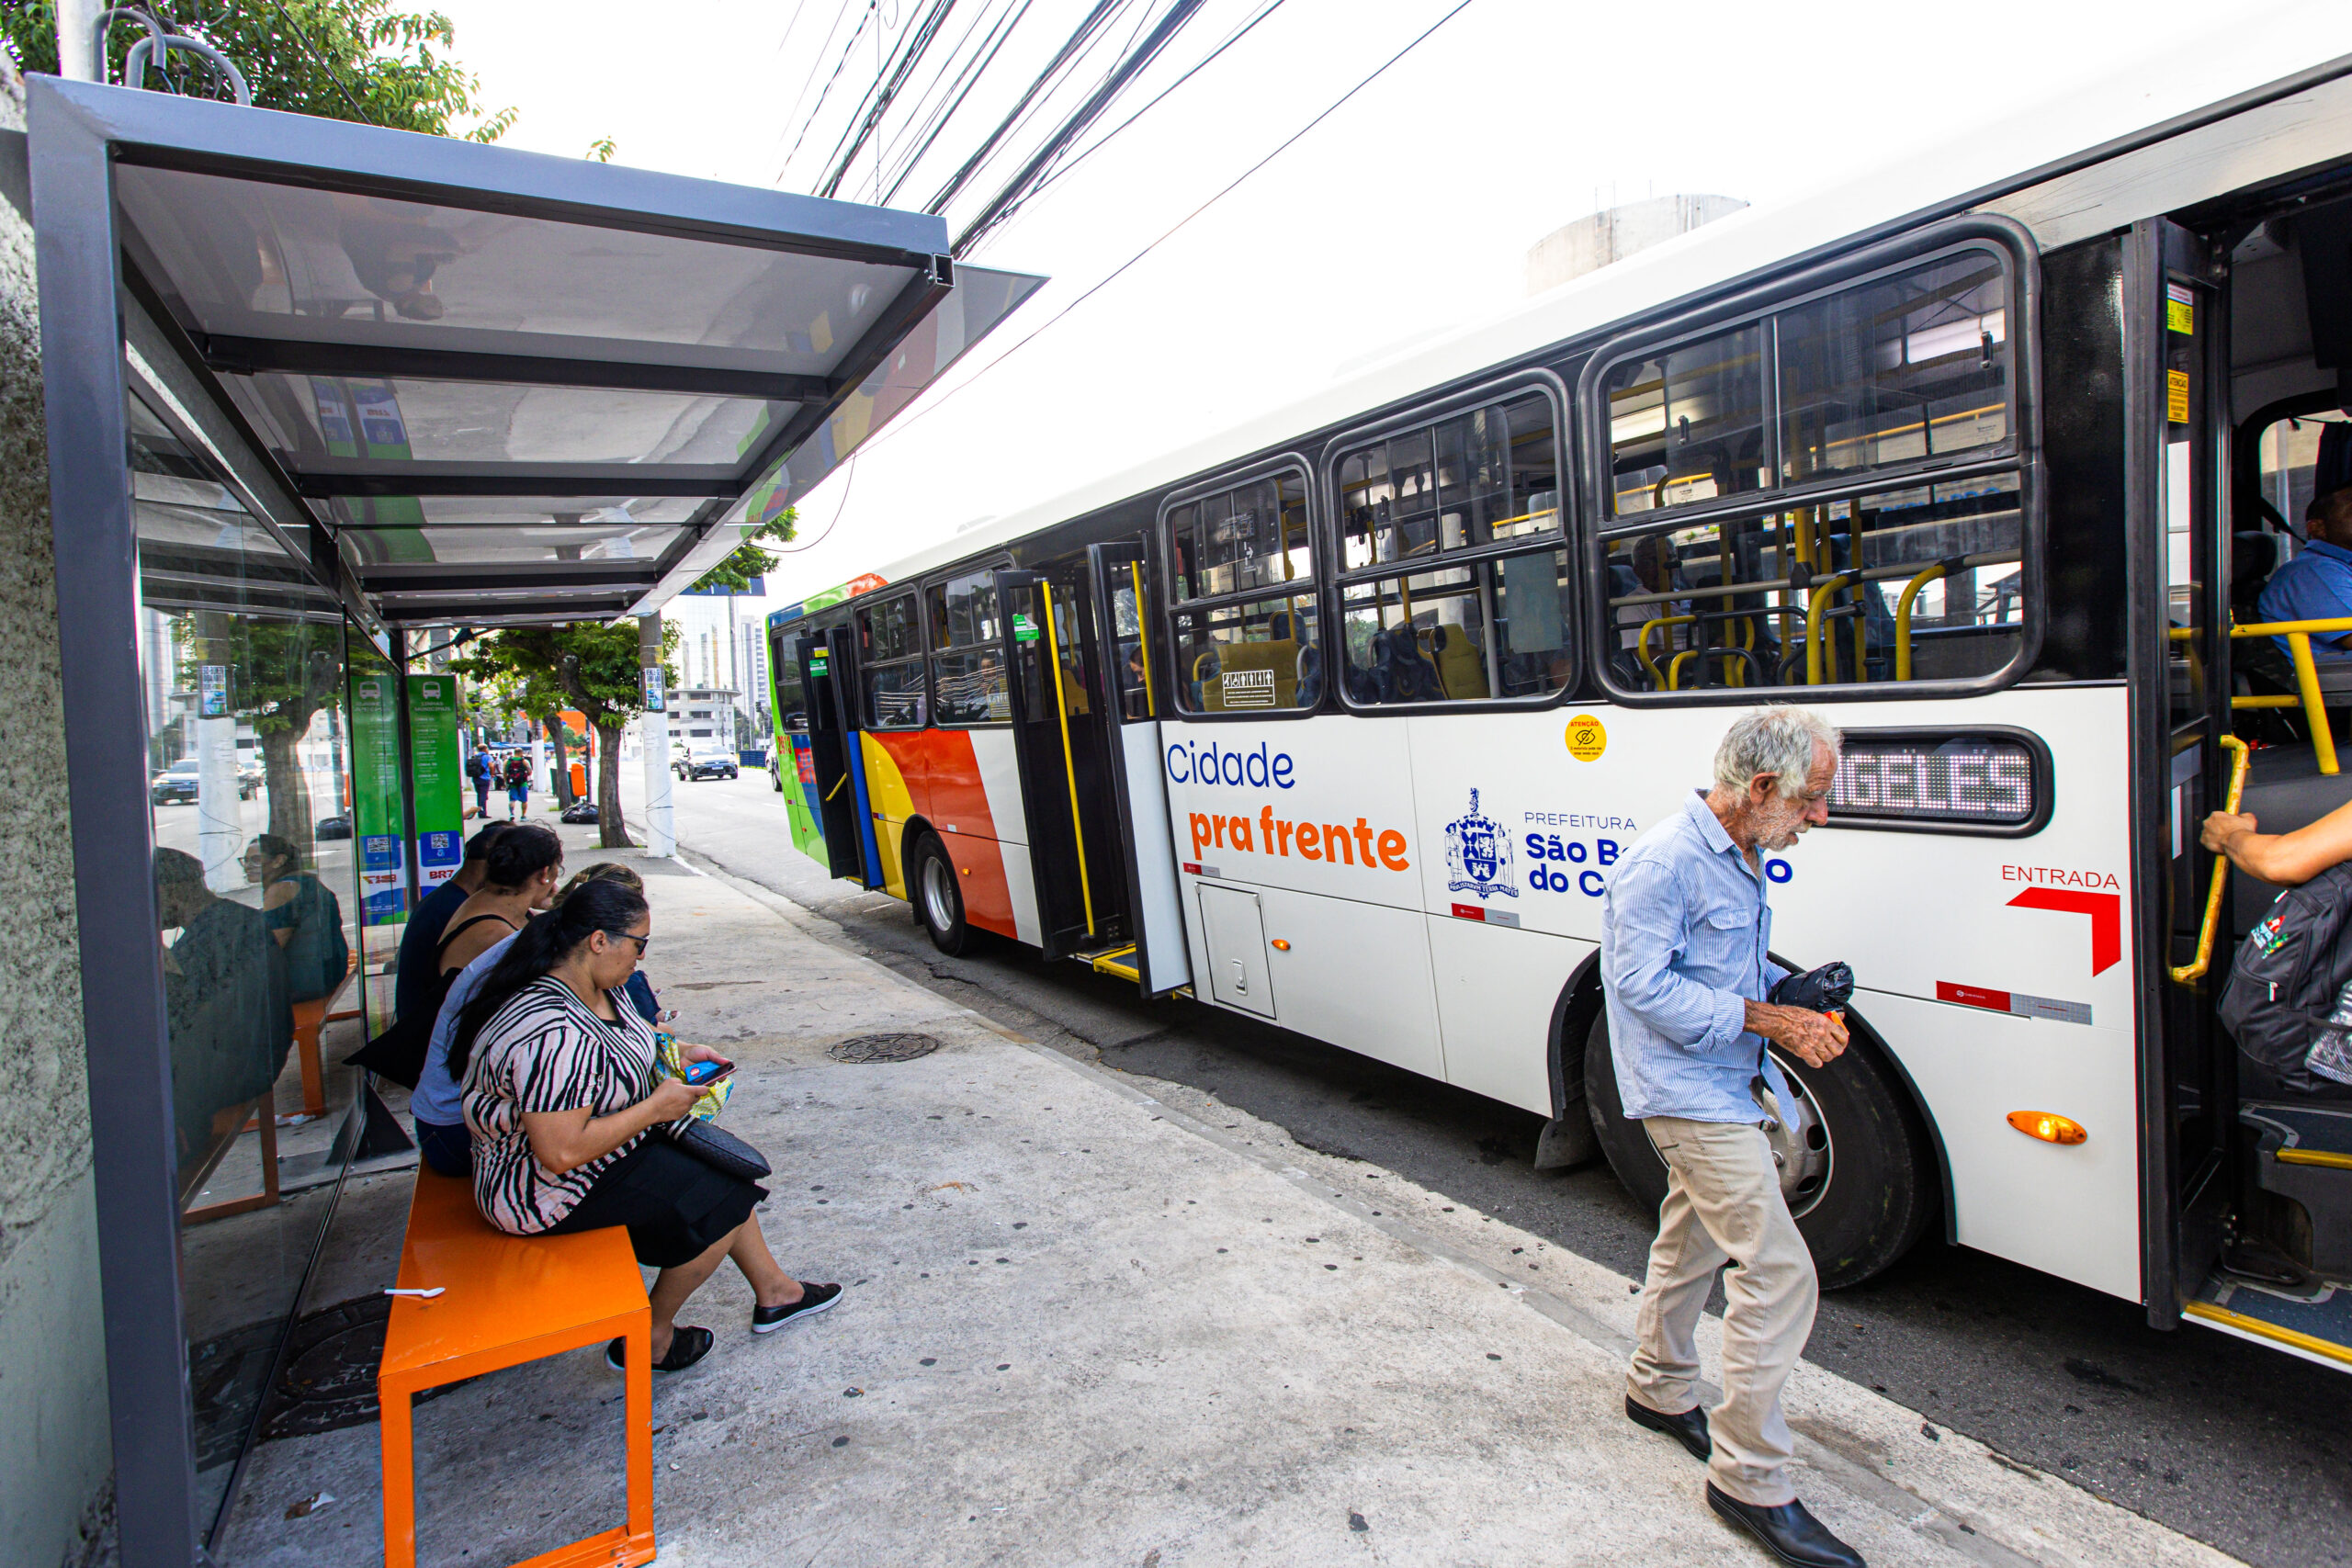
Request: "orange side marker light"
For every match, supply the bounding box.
[2007,1111,2086,1145]
[1270,939,1291,952]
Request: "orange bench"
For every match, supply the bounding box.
[289,953,360,1121]
[379,1168,655,1568]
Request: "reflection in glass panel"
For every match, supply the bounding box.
[1600,475,2023,691]
[927,570,1009,725]
[132,394,362,1533]
[1606,323,1769,517]
[1340,395,1559,569]
[338,522,688,568]
[116,164,915,375]
[1173,596,1321,712]
[1169,472,1310,599]
[1778,252,2008,487]
[227,374,787,468]
[1338,550,1572,705]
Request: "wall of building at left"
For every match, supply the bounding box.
[0,60,120,1568]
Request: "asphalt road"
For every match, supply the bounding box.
[625,765,2348,1568]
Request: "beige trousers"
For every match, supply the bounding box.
[1626,1114,1818,1506]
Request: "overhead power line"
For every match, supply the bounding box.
[922,0,1127,216]
[815,0,958,200]
[951,0,1205,254]
[878,0,1035,206]
[777,0,883,183]
[853,0,1483,458]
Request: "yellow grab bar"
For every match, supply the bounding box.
[1128,562,1156,717]
[1894,562,1948,682]
[1637,615,1694,688]
[2171,733,2250,985]
[2227,616,2352,776]
[1804,573,1853,686]
[1038,582,1096,937]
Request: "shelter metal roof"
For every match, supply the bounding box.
[37,77,1040,631]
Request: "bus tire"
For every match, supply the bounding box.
[910,833,973,955]
[1583,1010,1934,1291]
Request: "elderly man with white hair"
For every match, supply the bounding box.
[1601,704,1863,1568]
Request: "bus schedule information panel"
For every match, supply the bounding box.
[407,675,465,893]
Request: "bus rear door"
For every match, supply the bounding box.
[798,626,879,886]
[993,560,1132,963]
[1086,541,1191,997]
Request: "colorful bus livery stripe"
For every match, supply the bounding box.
[857,728,1025,942]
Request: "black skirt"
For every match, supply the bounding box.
[548,1135,766,1268]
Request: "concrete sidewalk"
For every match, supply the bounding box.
[219,842,2240,1568]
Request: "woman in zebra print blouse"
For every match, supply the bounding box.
[452,879,841,1371]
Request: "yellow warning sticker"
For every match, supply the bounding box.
[2166,368,2191,424]
[1566,714,1608,762]
[2166,283,2194,335]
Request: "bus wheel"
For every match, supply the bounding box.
[910,833,972,955]
[1583,1010,1935,1291]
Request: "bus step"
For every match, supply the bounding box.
[1085,944,1139,982]
[2244,1101,2352,1280]
[2183,1274,2352,1371]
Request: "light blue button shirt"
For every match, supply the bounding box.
[2256,537,2352,665]
[411,930,519,1128]
[1600,790,1792,1123]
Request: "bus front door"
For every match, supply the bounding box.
[2132,215,2232,1324]
[1086,541,1191,996]
[994,564,1130,962]
[797,628,878,886]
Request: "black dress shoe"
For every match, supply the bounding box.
[1624,1395,1711,1461]
[1706,1483,1865,1568]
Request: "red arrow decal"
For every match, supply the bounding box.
[2007,888,2122,976]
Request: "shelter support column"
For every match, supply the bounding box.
[639,615,673,857]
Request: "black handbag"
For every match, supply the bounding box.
[668,1118,771,1182]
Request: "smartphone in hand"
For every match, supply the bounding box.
[682,1058,734,1087]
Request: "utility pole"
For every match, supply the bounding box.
[54,0,101,81]
[639,615,673,856]
[724,591,741,752]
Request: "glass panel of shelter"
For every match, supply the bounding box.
[130,393,363,1533]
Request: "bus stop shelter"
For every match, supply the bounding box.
[25,73,1036,1566]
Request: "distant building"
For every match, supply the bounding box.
[673,684,740,747]
[1524,194,1747,294]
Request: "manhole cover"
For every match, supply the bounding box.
[827,1032,941,1064]
[255,1295,463,1442]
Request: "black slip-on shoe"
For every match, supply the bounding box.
[1625,1395,1712,1461]
[753,1280,842,1334]
[1706,1483,1865,1568]
[605,1325,716,1374]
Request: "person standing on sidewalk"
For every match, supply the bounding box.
[1600,705,1863,1568]
[503,750,532,820]
[468,745,496,820]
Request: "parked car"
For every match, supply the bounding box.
[676,745,738,782]
[153,758,259,805]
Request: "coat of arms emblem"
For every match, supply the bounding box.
[1444,788,1515,899]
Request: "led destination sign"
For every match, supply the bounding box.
[1828,730,2048,834]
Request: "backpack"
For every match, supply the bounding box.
[2216,862,2352,1093]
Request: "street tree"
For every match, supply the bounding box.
[454,622,677,849]
[688,510,797,594]
[2,1,514,137]
[176,615,341,845]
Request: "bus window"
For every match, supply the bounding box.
[856,592,926,728]
[1591,238,2030,695]
[1172,596,1320,713]
[1332,389,1567,705]
[1166,465,1321,716]
[772,634,808,732]
[1601,474,2024,691]
[1777,251,2009,487]
[1169,472,1310,599]
[1605,323,1769,518]
[927,570,1010,725]
[1340,394,1558,566]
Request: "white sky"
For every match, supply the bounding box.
[435,0,2338,609]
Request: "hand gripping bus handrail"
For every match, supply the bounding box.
[2225,615,2352,776]
[2170,733,2250,987]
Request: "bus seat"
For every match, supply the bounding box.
[2234,531,2289,617]
[1295,643,1324,708]
[1197,639,1297,709]
[1427,625,1489,699]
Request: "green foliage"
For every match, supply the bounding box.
[452,621,680,733]
[689,510,798,595]
[0,1,513,139]
[173,614,341,736]
[585,134,616,163]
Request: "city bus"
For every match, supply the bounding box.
[764,51,2352,1369]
